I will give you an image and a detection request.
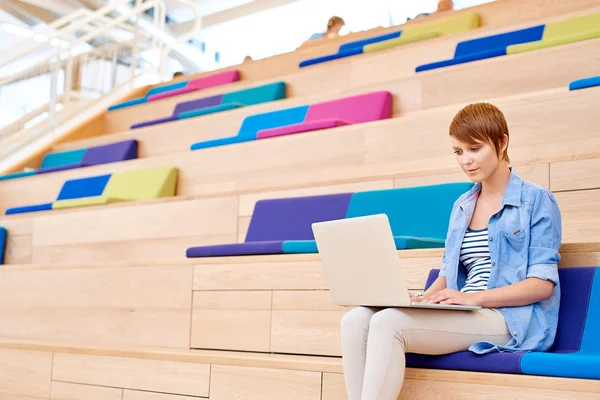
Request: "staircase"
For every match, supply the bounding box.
[0,0,200,172]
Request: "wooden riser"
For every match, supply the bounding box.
[1,343,598,400]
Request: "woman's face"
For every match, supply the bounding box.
[451,137,503,183]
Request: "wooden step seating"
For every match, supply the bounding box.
[2,340,600,400]
[0,86,596,214]
[0,160,599,266]
[100,30,600,135]
[0,248,598,399]
[51,37,600,165]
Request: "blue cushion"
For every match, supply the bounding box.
[178,103,244,120]
[0,227,6,264]
[569,75,600,91]
[40,149,86,169]
[56,174,112,201]
[416,47,507,72]
[238,106,309,136]
[454,25,545,57]
[299,47,363,68]
[0,171,36,181]
[338,31,402,52]
[345,183,473,240]
[6,203,53,215]
[107,98,148,111]
[520,268,600,379]
[282,240,319,254]
[190,134,257,151]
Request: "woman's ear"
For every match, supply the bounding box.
[501,134,509,153]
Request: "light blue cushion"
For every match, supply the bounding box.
[338,31,402,52]
[569,75,600,91]
[178,103,244,120]
[0,171,36,181]
[520,268,600,379]
[40,149,87,169]
[190,134,257,151]
[221,82,286,106]
[282,240,319,253]
[0,227,6,265]
[238,106,309,135]
[345,183,473,240]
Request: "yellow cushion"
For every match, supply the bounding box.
[364,31,439,53]
[102,166,178,200]
[507,29,600,54]
[542,11,600,41]
[401,10,479,39]
[52,196,123,210]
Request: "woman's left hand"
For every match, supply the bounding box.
[426,289,482,306]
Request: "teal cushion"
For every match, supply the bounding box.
[40,149,86,169]
[345,183,473,240]
[178,102,244,120]
[282,236,445,254]
[222,82,286,106]
[0,171,36,181]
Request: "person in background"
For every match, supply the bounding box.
[243,55,253,63]
[409,0,454,20]
[173,71,185,78]
[304,16,345,44]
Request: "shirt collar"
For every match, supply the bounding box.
[460,168,523,210]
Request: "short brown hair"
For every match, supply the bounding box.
[449,103,510,163]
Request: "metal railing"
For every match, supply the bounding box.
[0,0,200,166]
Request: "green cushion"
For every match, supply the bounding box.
[401,10,479,38]
[542,11,600,41]
[52,196,122,210]
[102,167,178,200]
[507,29,600,54]
[364,31,439,53]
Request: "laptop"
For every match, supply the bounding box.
[311,214,481,311]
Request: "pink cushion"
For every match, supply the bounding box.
[147,70,240,101]
[257,118,351,139]
[305,91,392,123]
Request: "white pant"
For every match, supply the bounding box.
[341,306,512,400]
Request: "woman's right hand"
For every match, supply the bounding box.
[409,292,427,303]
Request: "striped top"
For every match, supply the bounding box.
[459,228,492,293]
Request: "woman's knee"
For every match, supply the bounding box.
[368,308,417,334]
[341,306,377,333]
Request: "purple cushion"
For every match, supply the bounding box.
[245,193,353,242]
[406,351,523,374]
[81,140,138,167]
[131,116,178,129]
[186,241,284,257]
[408,267,595,374]
[172,94,224,116]
[36,162,82,174]
[131,95,225,129]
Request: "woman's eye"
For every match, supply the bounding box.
[453,151,461,155]
[470,147,480,152]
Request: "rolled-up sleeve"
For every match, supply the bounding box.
[527,190,562,286]
[439,203,460,277]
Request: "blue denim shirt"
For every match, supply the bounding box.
[440,169,562,354]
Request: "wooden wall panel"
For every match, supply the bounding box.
[52,353,210,397]
[0,265,193,348]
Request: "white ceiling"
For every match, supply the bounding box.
[165,0,254,22]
